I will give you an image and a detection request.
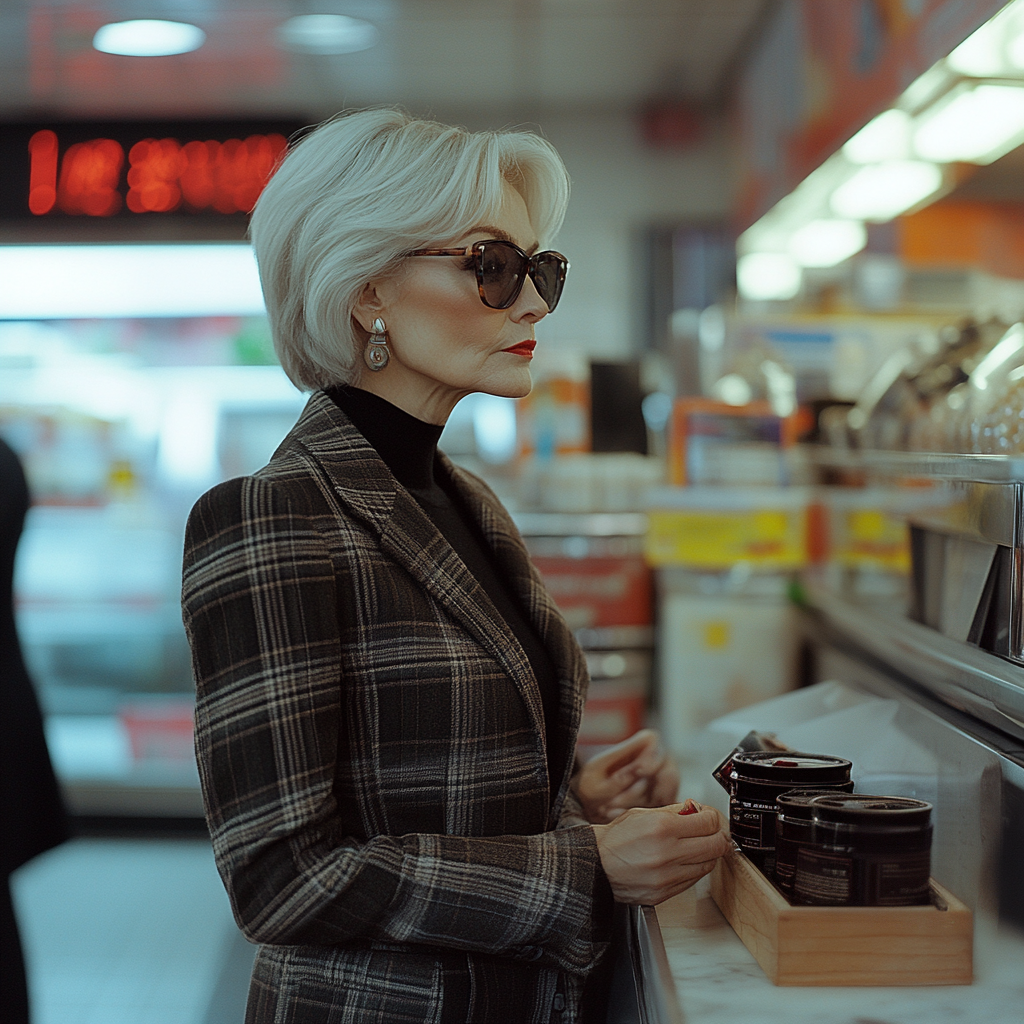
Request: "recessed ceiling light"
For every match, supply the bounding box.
[93,20,206,57]
[277,14,378,54]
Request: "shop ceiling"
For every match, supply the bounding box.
[0,0,770,122]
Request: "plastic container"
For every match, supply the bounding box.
[794,794,933,907]
[714,751,853,874]
[773,788,852,899]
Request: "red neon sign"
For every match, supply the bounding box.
[57,138,125,217]
[27,131,288,217]
[28,130,59,215]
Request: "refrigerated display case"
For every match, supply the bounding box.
[0,248,306,816]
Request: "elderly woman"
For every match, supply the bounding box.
[182,109,729,1024]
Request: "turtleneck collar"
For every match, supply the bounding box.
[325,385,445,494]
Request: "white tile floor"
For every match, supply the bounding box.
[11,837,248,1024]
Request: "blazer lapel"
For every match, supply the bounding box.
[286,393,550,776]
[442,457,588,818]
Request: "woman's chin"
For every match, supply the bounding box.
[480,366,532,400]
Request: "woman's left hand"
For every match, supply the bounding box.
[573,729,680,824]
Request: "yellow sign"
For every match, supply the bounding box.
[833,508,909,571]
[645,508,807,569]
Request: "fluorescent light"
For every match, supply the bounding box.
[914,83,1024,164]
[946,0,1024,77]
[947,20,1006,76]
[831,161,943,221]
[843,109,912,163]
[970,323,1024,391]
[93,20,205,56]
[736,253,801,301]
[1010,30,1024,69]
[0,245,266,319]
[788,219,866,268]
[277,15,377,54]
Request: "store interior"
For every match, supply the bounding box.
[4,2,1024,1023]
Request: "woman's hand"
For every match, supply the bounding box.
[574,729,680,824]
[592,801,730,905]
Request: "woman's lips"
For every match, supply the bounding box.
[503,340,536,357]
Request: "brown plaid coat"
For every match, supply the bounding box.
[181,391,611,1023]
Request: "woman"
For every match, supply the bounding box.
[182,109,729,1024]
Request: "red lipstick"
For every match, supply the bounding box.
[503,340,536,358]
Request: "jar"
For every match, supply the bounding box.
[794,794,933,907]
[773,789,849,899]
[714,751,853,875]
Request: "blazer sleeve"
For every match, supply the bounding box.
[182,473,609,975]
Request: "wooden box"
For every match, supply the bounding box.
[709,847,973,986]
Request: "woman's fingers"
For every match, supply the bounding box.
[592,802,731,905]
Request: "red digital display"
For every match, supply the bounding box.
[27,129,287,218]
[1,120,302,222]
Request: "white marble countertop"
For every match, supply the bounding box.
[654,877,1024,1024]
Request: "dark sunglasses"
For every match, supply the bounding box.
[407,239,569,312]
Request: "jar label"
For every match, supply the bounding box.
[794,848,852,904]
[729,795,777,850]
[875,853,931,905]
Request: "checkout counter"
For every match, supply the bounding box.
[619,449,1024,1023]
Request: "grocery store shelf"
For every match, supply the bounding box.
[807,447,1024,484]
[512,511,648,537]
[802,574,1024,747]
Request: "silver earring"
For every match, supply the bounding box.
[364,317,390,371]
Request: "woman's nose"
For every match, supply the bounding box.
[510,273,549,322]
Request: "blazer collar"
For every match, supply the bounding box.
[281,391,585,809]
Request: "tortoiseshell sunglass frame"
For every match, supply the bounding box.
[407,238,569,312]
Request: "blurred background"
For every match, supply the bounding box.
[6,1,1024,1022]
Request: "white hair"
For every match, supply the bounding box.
[249,109,570,391]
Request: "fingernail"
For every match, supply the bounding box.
[679,802,699,816]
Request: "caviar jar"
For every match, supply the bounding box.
[773,789,849,899]
[714,752,853,875]
[794,794,933,907]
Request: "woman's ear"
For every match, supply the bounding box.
[352,280,386,334]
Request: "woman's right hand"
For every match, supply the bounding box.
[591,801,730,905]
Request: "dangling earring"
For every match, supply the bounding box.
[364,317,390,372]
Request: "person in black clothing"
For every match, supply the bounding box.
[0,437,70,1024]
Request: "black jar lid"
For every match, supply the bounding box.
[810,794,932,825]
[731,751,852,784]
[776,788,852,818]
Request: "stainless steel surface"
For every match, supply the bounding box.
[808,447,1024,484]
[941,534,999,642]
[631,905,685,1024]
[804,574,1024,746]
[811,449,1024,662]
[904,481,1018,547]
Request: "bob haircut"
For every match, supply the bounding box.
[249,109,570,391]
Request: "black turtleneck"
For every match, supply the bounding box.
[325,385,563,795]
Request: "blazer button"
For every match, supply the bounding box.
[523,946,544,961]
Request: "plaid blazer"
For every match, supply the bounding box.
[182,391,611,1024]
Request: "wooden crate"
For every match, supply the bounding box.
[709,846,973,986]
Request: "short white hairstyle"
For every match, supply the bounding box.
[249,109,570,391]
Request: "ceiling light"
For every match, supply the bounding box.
[277,14,378,54]
[914,83,1024,164]
[736,253,801,301]
[1010,31,1024,69]
[788,219,866,268]
[946,0,1024,77]
[831,161,943,221]
[843,109,912,163]
[0,245,265,319]
[93,20,205,56]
